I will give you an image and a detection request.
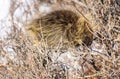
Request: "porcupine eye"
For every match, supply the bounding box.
[82,35,92,46]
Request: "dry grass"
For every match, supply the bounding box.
[0,0,120,79]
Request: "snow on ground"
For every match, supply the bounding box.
[0,0,10,20]
[0,0,10,39]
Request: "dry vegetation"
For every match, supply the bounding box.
[0,0,120,79]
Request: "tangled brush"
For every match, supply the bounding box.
[25,10,93,48]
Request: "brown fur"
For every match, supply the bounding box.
[26,10,93,48]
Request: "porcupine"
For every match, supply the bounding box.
[25,10,93,49]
